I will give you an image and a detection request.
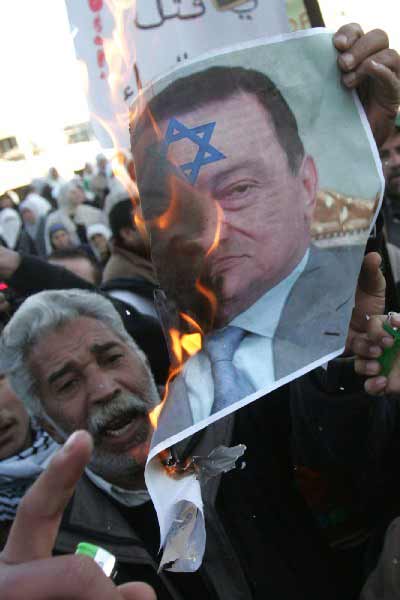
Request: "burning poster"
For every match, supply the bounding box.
[130,28,383,571]
[131,28,383,450]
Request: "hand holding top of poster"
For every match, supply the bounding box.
[334,23,400,146]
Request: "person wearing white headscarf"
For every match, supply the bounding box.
[87,223,112,266]
[18,194,51,256]
[46,167,65,200]
[0,208,21,250]
[21,193,51,218]
[44,180,106,254]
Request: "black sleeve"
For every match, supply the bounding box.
[111,296,170,385]
[8,254,96,295]
[7,254,170,385]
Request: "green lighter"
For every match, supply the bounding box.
[378,319,400,376]
[75,542,117,579]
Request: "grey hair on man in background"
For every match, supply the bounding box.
[0,289,150,420]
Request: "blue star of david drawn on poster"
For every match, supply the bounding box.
[161,117,226,185]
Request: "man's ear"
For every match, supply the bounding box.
[36,416,65,444]
[299,155,318,220]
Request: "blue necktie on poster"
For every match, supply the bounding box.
[204,326,255,414]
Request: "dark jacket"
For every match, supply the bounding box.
[55,364,400,600]
[383,194,400,248]
[16,217,47,257]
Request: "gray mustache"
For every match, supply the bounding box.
[88,393,148,438]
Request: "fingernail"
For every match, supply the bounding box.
[340,52,354,69]
[371,59,384,70]
[62,431,81,454]
[369,346,382,357]
[374,376,387,387]
[366,362,379,375]
[342,72,357,86]
[382,336,394,347]
[334,34,348,48]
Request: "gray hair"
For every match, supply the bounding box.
[0,289,147,418]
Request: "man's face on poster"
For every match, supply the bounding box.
[138,90,318,326]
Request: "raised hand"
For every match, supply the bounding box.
[0,430,156,600]
[334,23,400,147]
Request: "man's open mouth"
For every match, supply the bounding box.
[94,409,148,449]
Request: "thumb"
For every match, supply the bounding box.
[357,252,385,297]
[118,582,157,600]
[1,430,93,564]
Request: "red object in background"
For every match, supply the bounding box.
[94,35,103,46]
[88,0,103,12]
[93,15,102,32]
[294,465,328,510]
[0,283,8,291]
[97,48,106,68]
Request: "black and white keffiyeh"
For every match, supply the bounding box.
[0,425,59,521]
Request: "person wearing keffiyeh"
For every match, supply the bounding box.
[0,376,58,547]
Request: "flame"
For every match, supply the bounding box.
[88,0,149,243]
[147,163,224,434]
[180,312,203,334]
[149,365,181,430]
[90,0,224,436]
[134,209,149,241]
[153,175,178,230]
[149,321,203,431]
[170,328,183,365]
[181,333,202,356]
[143,99,163,141]
[206,201,223,258]
[195,278,218,325]
[149,398,165,430]
[103,0,135,121]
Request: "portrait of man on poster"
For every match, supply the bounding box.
[131,37,380,441]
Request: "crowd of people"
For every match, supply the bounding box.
[0,21,400,600]
[0,154,124,264]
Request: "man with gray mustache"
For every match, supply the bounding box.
[0,289,241,599]
[0,289,160,494]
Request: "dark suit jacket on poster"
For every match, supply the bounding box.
[152,244,364,448]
